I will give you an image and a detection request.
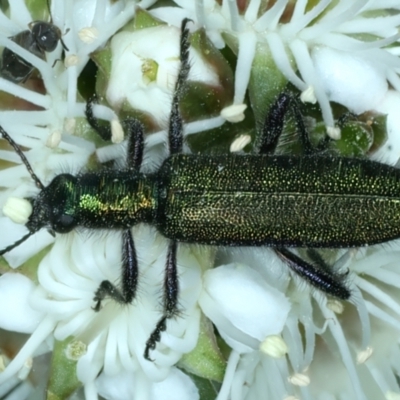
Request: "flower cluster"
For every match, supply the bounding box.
[1,1,400,400]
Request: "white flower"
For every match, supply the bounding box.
[2,1,400,399]
[97,17,228,165]
[107,25,219,121]
[96,366,199,400]
[0,0,207,397]
[0,227,205,398]
[0,273,44,333]
[198,262,292,399]
[374,89,400,164]
[0,0,137,267]
[154,0,400,135]
[199,263,291,353]
[200,243,400,400]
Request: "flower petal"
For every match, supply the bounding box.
[0,273,44,333]
[312,46,388,114]
[199,263,291,353]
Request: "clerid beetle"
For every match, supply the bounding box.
[0,19,399,361]
[0,0,68,83]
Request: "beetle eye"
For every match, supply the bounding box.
[54,214,75,233]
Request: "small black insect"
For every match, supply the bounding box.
[1,19,399,361]
[0,1,68,83]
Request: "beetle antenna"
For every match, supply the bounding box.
[0,126,45,190]
[0,230,36,256]
[59,36,69,52]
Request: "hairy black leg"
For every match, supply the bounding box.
[86,94,145,169]
[142,19,192,361]
[125,119,144,170]
[258,93,291,155]
[85,94,113,141]
[275,247,351,300]
[144,241,179,361]
[92,117,144,310]
[289,97,314,155]
[93,229,139,310]
[306,248,333,272]
[306,248,350,280]
[258,93,314,155]
[168,18,192,155]
[87,102,144,311]
[258,94,350,299]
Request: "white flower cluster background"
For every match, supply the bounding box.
[0,1,400,399]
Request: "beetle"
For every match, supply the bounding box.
[0,0,68,83]
[0,19,398,360]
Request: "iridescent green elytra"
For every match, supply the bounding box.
[158,154,400,247]
[0,19,397,361]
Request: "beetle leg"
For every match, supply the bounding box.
[93,229,139,310]
[86,96,145,171]
[258,95,351,298]
[125,119,144,170]
[275,247,351,299]
[258,93,315,155]
[168,18,191,155]
[144,241,179,361]
[142,18,192,361]
[258,93,291,155]
[306,248,334,272]
[85,94,113,141]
